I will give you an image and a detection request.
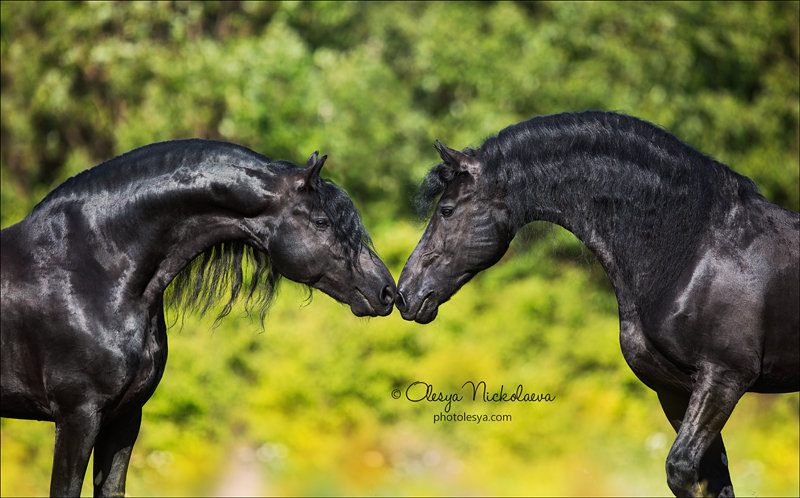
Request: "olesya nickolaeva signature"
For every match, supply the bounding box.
[401,380,556,413]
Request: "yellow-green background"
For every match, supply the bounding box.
[1,2,798,496]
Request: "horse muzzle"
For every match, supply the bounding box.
[394,285,439,324]
[351,282,395,317]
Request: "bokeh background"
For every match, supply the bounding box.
[1,1,798,496]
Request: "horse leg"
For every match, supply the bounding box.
[663,365,749,497]
[93,408,142,497]
[50,407,103,497]
[658,389,733,497]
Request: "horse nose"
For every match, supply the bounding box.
[394,289,407,313]
[380,284,395,306]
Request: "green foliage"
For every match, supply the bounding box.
[1,1,798,496]
[1,1,798,228]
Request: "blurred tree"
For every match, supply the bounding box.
[1,1,797,228]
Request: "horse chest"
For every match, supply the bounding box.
[619,316,694,393]
[111,318,168,415]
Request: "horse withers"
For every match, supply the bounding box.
[395,112,799,497]
[0,140,395,496]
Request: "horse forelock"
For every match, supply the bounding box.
[315,178,373,269]
[267,159,372,267]
[415,163,451,218]
[414,147,484,219]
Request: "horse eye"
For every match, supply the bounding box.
[314,218,329,229]
[440,207,454,218]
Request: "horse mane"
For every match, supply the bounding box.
[482,111,759,231]
[29,139,372,327]
[418,112,759,225]
[165,240,279,328]
[416,112,761,307]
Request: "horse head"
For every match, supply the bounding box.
[260,151,395,317]
[395,141,514,323]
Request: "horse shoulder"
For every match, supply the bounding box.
[104,307,169,416]
[1,222,54,419]
[637,197,798,391]
[3,225,166,418]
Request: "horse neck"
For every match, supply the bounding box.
[495,119,738,312]
[33,148,284,306]
[131,166,283,304]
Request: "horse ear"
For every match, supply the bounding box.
[298,151,327,191]
[305,150,320,169]
[434,140,481,177]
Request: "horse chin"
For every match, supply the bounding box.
[411,273,469,323]
[350,304,373,317]
[413,294,439,324]
[350,287,392,317]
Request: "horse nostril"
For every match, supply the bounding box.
[380,284,395,306]
[395,290,407,312]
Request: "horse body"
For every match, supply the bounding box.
[1,194,170,424]
[1,139,395,496]
[634,194,799,394]
[396,112,799,496]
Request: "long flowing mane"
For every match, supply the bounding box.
[25,139,372,327]
[418,112,758,219]
[165,240,278,328]
[480,112,758,229]
[417,112,761,307]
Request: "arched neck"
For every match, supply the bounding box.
[116,166,283,307]
[25,141,286,310]
[479,114,748,313]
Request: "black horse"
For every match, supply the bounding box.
[395,112,799,497]
[0,139,395,497]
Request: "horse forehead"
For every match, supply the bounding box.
[442,175,478,201]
